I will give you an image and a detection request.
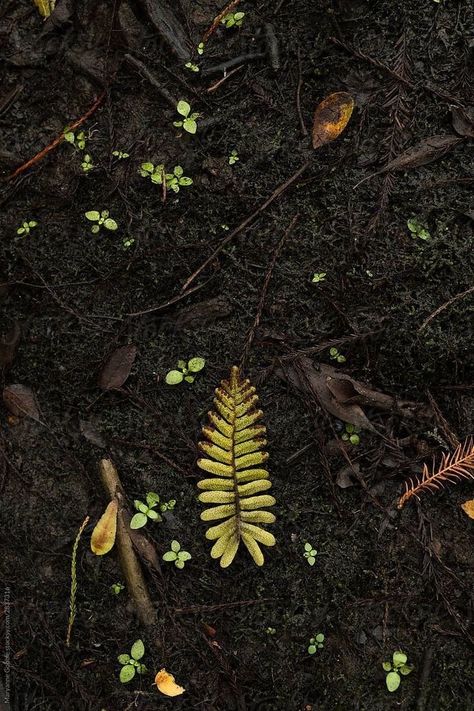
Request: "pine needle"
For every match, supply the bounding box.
[66,515,89,647]
[398,437,474,509]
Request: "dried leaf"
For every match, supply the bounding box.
[336,463,360,489]
[33,0,56,18]
[451,105,474,139]
[312,92,355,149]
[98,345,137,390]
[0,321,21,369]
[127,526,162,574]
[461,499,474,519]
[3,384,40,419]
[381,135,463,173]
[154,669,185,697]
[90,499,118,555]
[79,420,106,448]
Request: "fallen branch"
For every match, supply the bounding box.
[124,54,177,108]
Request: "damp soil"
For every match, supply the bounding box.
[1,1,473,710]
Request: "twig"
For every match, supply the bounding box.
[296,47,307,136]
[207,65,244,93]
[201,53,265,77]
[8,93,105,180]
[416,647,434,711]
[240,214,300,369]
[127,277,210,317]
[202,0,241,43]
[181,160,311,292]
[173,598,272,614]
[418,285,474,332]
[124,54,177,108]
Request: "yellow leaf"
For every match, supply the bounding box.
[461,499,474,519]
[33,0,56,18]
[312,92,355,149]
[90,499,118,555]
[154,668,185,697]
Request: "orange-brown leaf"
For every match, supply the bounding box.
[312,92,355,149]
[461,499,474,520]
[154,668,185,697]
[90,500,118,555]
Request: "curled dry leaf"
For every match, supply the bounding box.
[380,134,463,173]
[3,384,40,419]
[451,105,474,139]
[154,668,185,697]
[90,499,118,555]
[312,92,355,149]
[98,345,137,390]
[461,499,474,520]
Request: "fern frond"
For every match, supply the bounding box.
[398,437,474,509]
[197,366,276,567]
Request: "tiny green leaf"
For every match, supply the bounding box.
[120,664,136,683]
[175,559,185,569]
[131,639,145,661]
[393,651,407,667]
[382,661,392,672]
[166,370,184,385]
[104,218,118,231]
[147,509,160,520]
[184,375,195,383]
[85,211,100,221]
[171,540,181,553]
[118,654,130,665]
[188,357,205,373]
[177,100,191,117]
[183,118,197,134]
[91,224,100,234]
[386,671,400,692]
[179,551,192,561]
[308,645,316,654]
[130,512,148,529]
[163,551,177,562]
[146,492,160,507]
[173,165,183,177]
[315,633,324,643]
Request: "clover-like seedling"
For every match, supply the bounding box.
[197,42,205,55]
[118,639,147,683]
[64,129,86,150]
[221,11,245,28]
[165,357,205,385]
[228,149,239,165]
[329,347,346,364]
[84,210,118,234]
[160,498,176,513]
[383,650,413,692]
[312,272,326,283]
[341,423,361,446]
[308,633,325,654]
[139,163,193,193]
[81,154,94,173]
[17,220,38,236]
[407,218,430,241]
[185,61,200,73]
[130,492,162,529]
[112,150,129,159]
[123,237,135,250]
[163,540,191,569]
[266,627,276,635]
[173,100,200,134]
[110,582,124,595]
[303,542,317,566]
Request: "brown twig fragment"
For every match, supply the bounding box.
[8,93,105,180]
[398,438,474,509]
[202,0,241,43]
[98,458,156,625]
[418,285,474,332]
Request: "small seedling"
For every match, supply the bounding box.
[112,150,129,159]
[407,218,430,241]
[266,627,276,635]
[163,540,191,569]
[173,100,200,134]
[122,237,135,250]
[110,582,124,595]
[228,149,239,165]
[312,272,326,283]
[64,129,86,150]
[221,11,245,28]
[383,650,413,692]
[160,498,176,513]
[308,633,325,654]
[303,542,317,566]
[166,357,205,385]
[17,220,38,235]
[140,163,193,193]
[329,347,346,364]
[84,210,118,233]
[130,492,162,529]
[197,42,205,55]
[81,154,94,173]
[341,423,361,446]
[118,639,147,683]
[185,61,200,72]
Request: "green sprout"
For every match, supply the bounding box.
[266,627,276,635]
[312,272,326,283]
[122,237,135,250]
[341,423,361,446]
[112,150,129,159]
[185,61,200,73]
[329,347,346,364]
[139,163,193,193]
[64,129,86,150]
[383,650,413,692]
[197,42,205,55]
[84,210,118,234]
[308,633,325,654]
[118,639,147,683]
[221,11,245,28]
[110,582,124,595]
[81,154,94,173]
[228,149,239,165]
[303,542,317,566]
[407,218,430,241]
[163,540,191,569]
[173,100,200,134]
[166,357,205,385]
[16,220,38,236]
[130,492,162,529]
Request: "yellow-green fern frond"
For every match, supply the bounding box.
[197,366,276,568]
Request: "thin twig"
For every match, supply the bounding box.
[202,0,241,43]
[207,65,244,93]
[418,285,474,332]
[127,278,211,317]
[296,47,308,136]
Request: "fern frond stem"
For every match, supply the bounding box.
[229,369,242,536]
[66,515,90,647]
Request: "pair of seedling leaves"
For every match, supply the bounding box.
[140,163,193,192]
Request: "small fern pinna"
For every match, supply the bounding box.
[197,366,276,567]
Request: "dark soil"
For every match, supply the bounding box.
[1,1,473,709]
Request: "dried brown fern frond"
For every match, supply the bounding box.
[398,437,474,509]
